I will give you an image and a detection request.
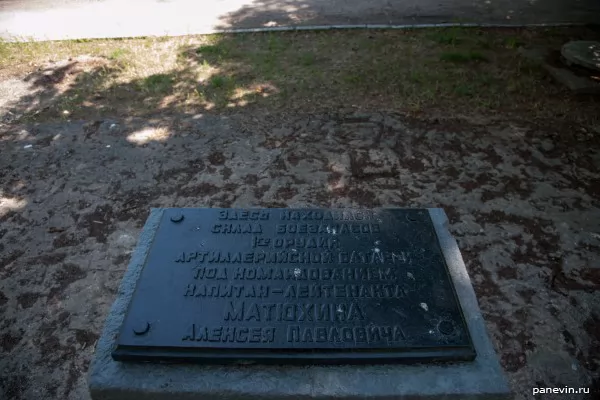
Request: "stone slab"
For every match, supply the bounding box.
[88,208,511,400]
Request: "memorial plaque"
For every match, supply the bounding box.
[113,208,476,364]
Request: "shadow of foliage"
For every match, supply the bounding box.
[1,25,600,400]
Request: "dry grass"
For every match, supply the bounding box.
[0,27,599,125]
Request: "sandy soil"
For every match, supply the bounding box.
[0,108,599,399]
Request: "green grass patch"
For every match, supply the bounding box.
[196,44,224,56]
[504,36,525,49]
[427,28,465,45]
[1,26,597,127]
[139,73,174,94]
[109,48,129,60]
[266,34,287,52]
[209,75,230,88]
[453,84,476,96]
[341,71,365,85]
[298,52,316,66]
[440,50,488,63]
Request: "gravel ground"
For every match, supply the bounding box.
[0,111,599,399]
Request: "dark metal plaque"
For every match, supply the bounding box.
[113,208,475,364]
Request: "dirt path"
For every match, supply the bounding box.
[0,110,599,399]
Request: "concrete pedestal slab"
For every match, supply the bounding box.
[88,208,511,400]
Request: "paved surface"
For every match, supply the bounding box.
[1,110,599,400]
[1,0,599,41]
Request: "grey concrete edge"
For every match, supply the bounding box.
[87,208,165,394]
[428,208,512,399]
[216,21,586,35]
[1,22,589,43]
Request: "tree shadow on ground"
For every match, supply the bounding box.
[2,25,600,127]
[1,26,600,400]
[212,0,600,29]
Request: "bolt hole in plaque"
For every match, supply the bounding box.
[113,209,475,365]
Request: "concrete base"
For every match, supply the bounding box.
[519,47,600,95]
[88,208,511,400]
